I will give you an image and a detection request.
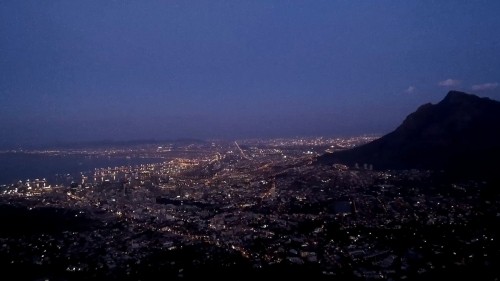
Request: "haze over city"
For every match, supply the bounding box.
[1,1,500,147]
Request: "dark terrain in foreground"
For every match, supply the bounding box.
[1,170,499,281]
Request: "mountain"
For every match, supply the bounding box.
[318,91,500,179]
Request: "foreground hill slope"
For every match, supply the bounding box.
[319,91,500,178]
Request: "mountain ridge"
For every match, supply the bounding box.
[318,91,500,180]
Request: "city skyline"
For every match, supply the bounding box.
[1,1,500,146]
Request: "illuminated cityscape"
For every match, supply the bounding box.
[1,136,498,280]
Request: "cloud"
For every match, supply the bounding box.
[438,79,461,87]
[404,86,416,94]
[471,82,498,91]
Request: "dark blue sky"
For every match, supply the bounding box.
[1,1,499,146]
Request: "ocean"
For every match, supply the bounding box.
[0,153,163,185]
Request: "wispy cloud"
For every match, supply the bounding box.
[438,79,461,87]
[404,86,416,94]
[471,82,498,91]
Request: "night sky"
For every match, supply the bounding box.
[1,1,499,146]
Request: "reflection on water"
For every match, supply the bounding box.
[0,153,163,185]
